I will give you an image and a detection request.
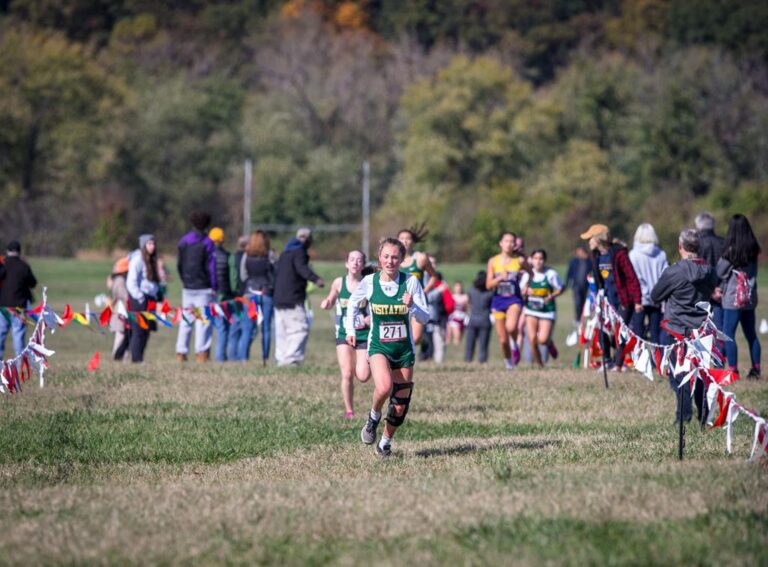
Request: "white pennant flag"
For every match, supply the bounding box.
[634,346,654,381]
[749,420,768,461]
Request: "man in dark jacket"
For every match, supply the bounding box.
[651,229,718,423]
[565,246,592,325]
[695,212,725,333]
[0,241,37,358]
[273,227,324,366]
[209,227,233,362]
[175,210,217,363]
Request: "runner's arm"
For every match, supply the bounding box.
[418,252,439,293]
[319,277,342,310]
[406,277,430,325]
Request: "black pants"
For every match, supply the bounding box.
[114,325,131,361]
[129,296,155,363]
[464,324,491,363]
[669,371,706,423]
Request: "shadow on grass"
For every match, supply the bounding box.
[414,438,561,459]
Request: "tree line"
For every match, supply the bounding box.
[1,0,767,259]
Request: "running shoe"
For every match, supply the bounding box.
[504,358,515,370]
[547,341,559,360]
[376,442,391,458]
[361,414,380,444]
[511,343,521,366]
[747,368,761,381]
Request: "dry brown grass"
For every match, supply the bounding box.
[1,356,767,565]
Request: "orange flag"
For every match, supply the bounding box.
[87,352,101,372]
[61,304,74,326]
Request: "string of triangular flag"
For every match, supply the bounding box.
[0,288,55,394]
[583,290,767,461]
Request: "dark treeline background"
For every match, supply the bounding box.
[1,0,767,260]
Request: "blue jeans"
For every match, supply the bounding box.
[631,306,662,344]
[237,294,274,362]
[0,311,26,359]
[227,316,242,361]
[213,314,230,362]
[723,308,761,370]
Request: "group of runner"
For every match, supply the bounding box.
[319,229,563,457]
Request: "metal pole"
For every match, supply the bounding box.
[678,390,685,460]
[244,159,253,236]
[362,160,370,258]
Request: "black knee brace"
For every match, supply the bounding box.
[386,382,414,427]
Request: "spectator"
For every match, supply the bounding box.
[126,235,160,363]
[651,229,718,423]
[107,257,131,361]
[209,227,234,362]
[175,210,216,363]
[629,223,669,344]
[227,236,248,361]
[464,271,494,363]
[565,246,591,325]
[237,230,276,363]
[426,272,454,364]
[273,227,324,366]
[696,212,725,333]
[581,224,642,370]
[717,214,762,379]
[0,240,37,359]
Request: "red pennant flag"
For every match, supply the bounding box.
[147,300,157,312]
[20,355,30,382]
[654,348,662,372]
[711,395,732,429]
[99,306,112,327]
[620,335,637,361]
[61,304,74,326]
[708,368,738,386]
[29,302,44,315]
[87,352,101,372]
[248,298,259,321]
[161,299,171,315]
[220,301,231,321]
[172,307,181,325]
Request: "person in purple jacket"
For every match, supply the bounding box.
[175,210,217,363]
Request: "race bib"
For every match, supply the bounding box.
[527,297,545,309]
[379,322,407,342]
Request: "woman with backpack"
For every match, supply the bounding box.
[717,214,762,380]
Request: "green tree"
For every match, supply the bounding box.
[0,23,126,253]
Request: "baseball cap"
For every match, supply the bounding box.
[209,227,224,243]
[580,224,609,240]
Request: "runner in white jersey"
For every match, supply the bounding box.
[345,238,429,457]
[319,250,371,419]
[520,248,563,366]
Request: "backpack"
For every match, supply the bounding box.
[734,270,749,308]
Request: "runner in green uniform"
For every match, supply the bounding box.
[398,226,438,347]
[345,238,429,457]
[320,250,371,419]
[520,249,563,367]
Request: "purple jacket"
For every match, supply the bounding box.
[177,230,217,291]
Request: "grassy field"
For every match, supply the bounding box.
[0,258,766,565]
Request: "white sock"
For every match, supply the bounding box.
[378,434,391,449]
[370,409,381,421]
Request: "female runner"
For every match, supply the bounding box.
[520,248,563,366]
[319,250,371,418]
[397,226,438,347]
[486,231,528,369]
[345,238,430,457]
